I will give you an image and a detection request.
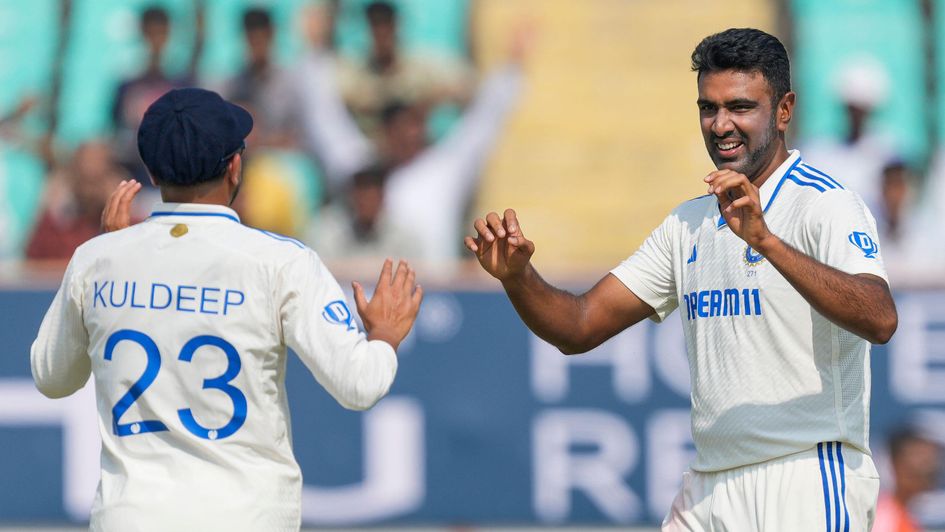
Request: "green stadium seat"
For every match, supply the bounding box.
[791,0,927,162]
[936,0,945,149]
[0,146,45,259]
[56,0,197,147]
[0,0,59,128]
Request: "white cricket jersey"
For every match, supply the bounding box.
[31,203,398,531]
[611,150,888,472]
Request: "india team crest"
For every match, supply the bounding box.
[743,245,765,266]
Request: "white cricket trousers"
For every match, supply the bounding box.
[662,441,880,532]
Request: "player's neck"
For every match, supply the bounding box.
[750,144,790,189]
[159,181,232,207]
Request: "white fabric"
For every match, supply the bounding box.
[31,202,397,532]
[295,52,522,264]
[295,50,375,188]
[662,442,879,531]
[384,65,522,264]
[611,151,888,472]
[800,134,895,215]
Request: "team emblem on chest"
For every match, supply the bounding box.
[743,245,765,266]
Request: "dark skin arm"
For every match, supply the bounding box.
[706,169,898,344]
[465,209,654,354]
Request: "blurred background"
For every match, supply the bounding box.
[0,0,943,530]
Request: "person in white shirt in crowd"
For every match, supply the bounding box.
[873,160,945,279]
[801,56,897,215]
[305,164,420,262]
[293,6,527,266]
[30,88,422,532]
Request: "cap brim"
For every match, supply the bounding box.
[228,102,254,140]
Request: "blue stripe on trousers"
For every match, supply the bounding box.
[818,442,831,532]
[827,442,841,532]
[838,443,850,532]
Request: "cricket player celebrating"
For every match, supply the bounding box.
[466,28,898,531]
[31,88,422,531]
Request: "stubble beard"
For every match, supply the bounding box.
[711,112,778,182]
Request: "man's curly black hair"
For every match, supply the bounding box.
[691,28,792,103]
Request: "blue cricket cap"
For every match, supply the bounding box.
[137,88,253,186]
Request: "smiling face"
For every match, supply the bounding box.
[697,69,794,184]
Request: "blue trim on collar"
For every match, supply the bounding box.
[793,166,837,190]
[785,172,826,192]
[150,211,240,223]
[717,156,803,228]
[798,163,844,190]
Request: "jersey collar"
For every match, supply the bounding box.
[149,202,241,223]
[716,150,802,229]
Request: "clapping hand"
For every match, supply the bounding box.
[101,180,142,233]
[352,259,423,351]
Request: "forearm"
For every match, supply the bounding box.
[303,338,397,411]
[501,265,593,354]
[297,51,372,187]
[756,235,898,343]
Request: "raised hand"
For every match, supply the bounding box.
[465,208,535,281]
[352,259,423,351]
[101,180,142,233]
[705,170,772,249]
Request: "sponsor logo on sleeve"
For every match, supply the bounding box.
[323,300,356,331]
[848,231,879,259]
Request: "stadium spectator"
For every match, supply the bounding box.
[111,6,192,184]
[0,96,38,146]
[295,3,376,191]
[304,164,419,261]
[801,56,897,214]
[221,8,298,149]
[218,7,323,238]
[875,161,918,264]
[25,141,127,260]
[874,160,945,279]
[0,95,47,258]
[874,428,942,532]
[297,18,526,264]
[336,0,474,140]
[914,148,945,265]
[376,53,523,265]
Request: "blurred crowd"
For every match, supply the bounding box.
[874,426,943,532]
[799,56,945,281]
[0,1,943,528]
[1,1,944,282]
[1,0,526,273]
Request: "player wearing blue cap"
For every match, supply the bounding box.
[31,88,423,531]
[467,29,898,531]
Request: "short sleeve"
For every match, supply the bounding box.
[610,214,679,322]
[808,189,889,282]
[277,249,397,411]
